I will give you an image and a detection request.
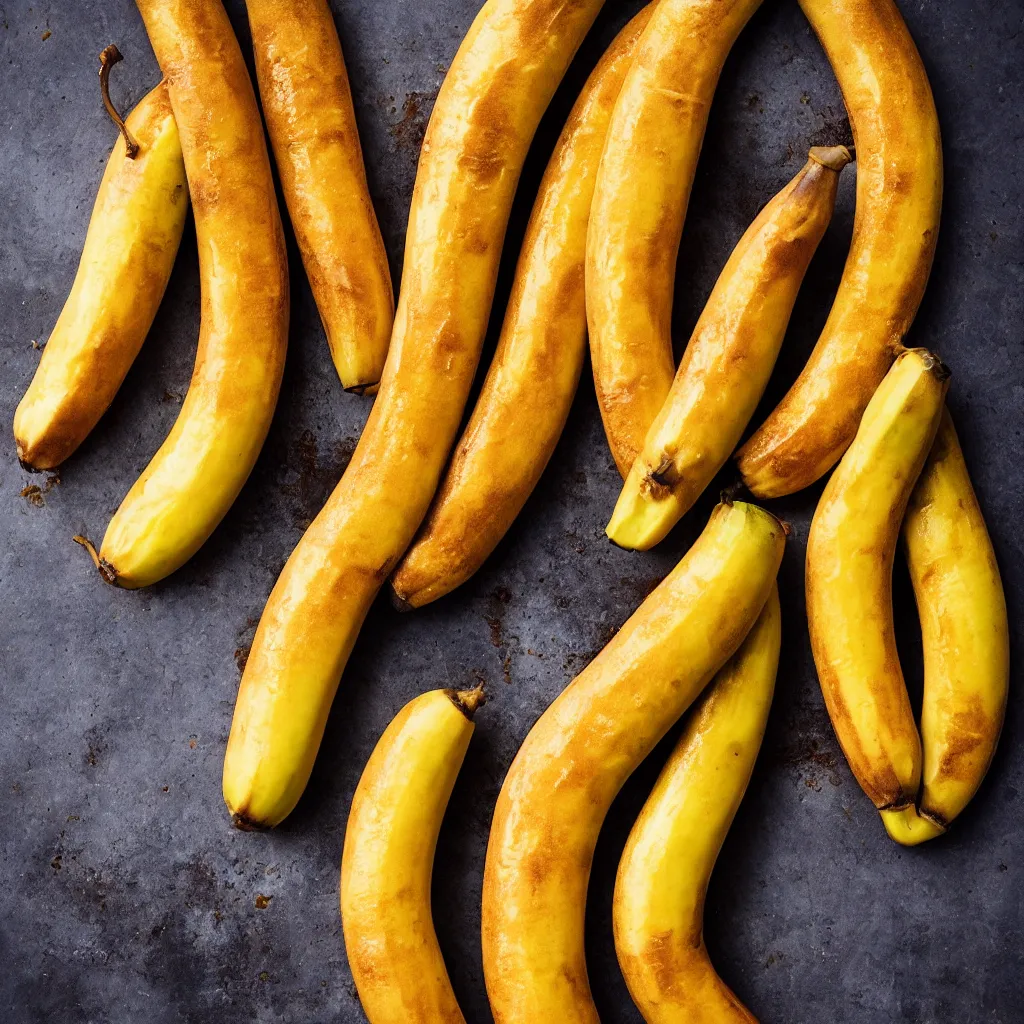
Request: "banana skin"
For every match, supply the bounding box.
[390,5,654,609]
[903,408,1009,834]
[737,0,942,497]
[614,585,780,1024]
[341,687,483,1024]
[482,501,785,1023]
[14,80,187,470]
[223,0,607,829]
[607,145,851,551]
[806,349,949,845]
[587,0,764,477]
[96,0,289,588]
[246,0,394,393]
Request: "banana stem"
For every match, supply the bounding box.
[451,685,486,719]
[72,534,118,585]
[99,44,139,159]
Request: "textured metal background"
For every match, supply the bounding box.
[1,1,1021,1021]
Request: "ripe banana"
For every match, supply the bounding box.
[482,500,785,1023]
[223,0,607,829]
[587,0,763,477]
[607,146,851,551]
[806,349,948,845]
[246,0,394,393]
[904,408,1009,833]
[341,687,483,1024]
[92,0,289,588]
[390,5,654,609]
[737,0,942,497]
[14,57,187,471]
[614,585,780,1024]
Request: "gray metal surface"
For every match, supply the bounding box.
[1,0,1021,1020]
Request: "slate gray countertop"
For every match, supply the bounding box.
[1,1,1021,1021]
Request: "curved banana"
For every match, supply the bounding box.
[390,6,654,609]
[737,0,942,497]
[482,501,785,1023]
[93,0,289,588]
[806,349,948,846]
[246,0,394,393]
[14,68,187,470]
[586,0,763,477]
[904,409,1009,833]
[341,687,483,1024]
[614,585,780,1024]
[607,146,851,551]
[223,0,606,829]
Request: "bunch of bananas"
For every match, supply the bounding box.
[13,0,1007,1021]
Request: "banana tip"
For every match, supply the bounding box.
[389,585,414,613]
[879,805,946,847]
[451,684,486,719]
[231,810,272,833]
[72,535,119,586]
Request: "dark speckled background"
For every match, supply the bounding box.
[1,1,1021,1021]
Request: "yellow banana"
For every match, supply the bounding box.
[14,55,187,471]
[341,687,483,1024]
[223,0,607,829]
[482,501,785,1023]
[737,0,942,497]
[614,585,780,1024]
[607,146,851,551]
[91,0,289,588]
[391,5,654,609]
[246,0,394,393]
[806,349,949,845]
[904,408,1009,833]
[587,0,764,476]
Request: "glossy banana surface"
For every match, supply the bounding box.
[341,687,482,1023]
[482,501,785,1023]
[614,586,780,1023]
[607,146,850,551]
[737,0,942,497]
[14,81,187,470]
[391,5,654,609]
[587,0,763,476]
[246,0,394,392]
[904,409,1009,833]
[98,0,289,588]
[223,0,606,829]
[806,349,948,844]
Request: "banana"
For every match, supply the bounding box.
[341,687,483,1024]
[903,409,1009,833]
[223,0,607,829]
[14,52,187,471]
[607,146,851,551]
[246,0,394,394]
[482,500,785,1023]
[586,0,763,477]
[90,0,289,588]
[614,585,780,1024]
[806,349,948,846]
[736,0,942,497]
[390,5,654,610]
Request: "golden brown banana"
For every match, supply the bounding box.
[737,0,942,497]
[587,0,763,476]
[904,409,1009,833]
[607,145,851,551]
[246,0,394,393]
[92,0,289,588]
[614,585,780,1024]
[482,501,785,1023]
[390,5,654,609]
[341,687,483,1024]
[14,61,186,470]
[806,349,948,846]
[223,0,607,829]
